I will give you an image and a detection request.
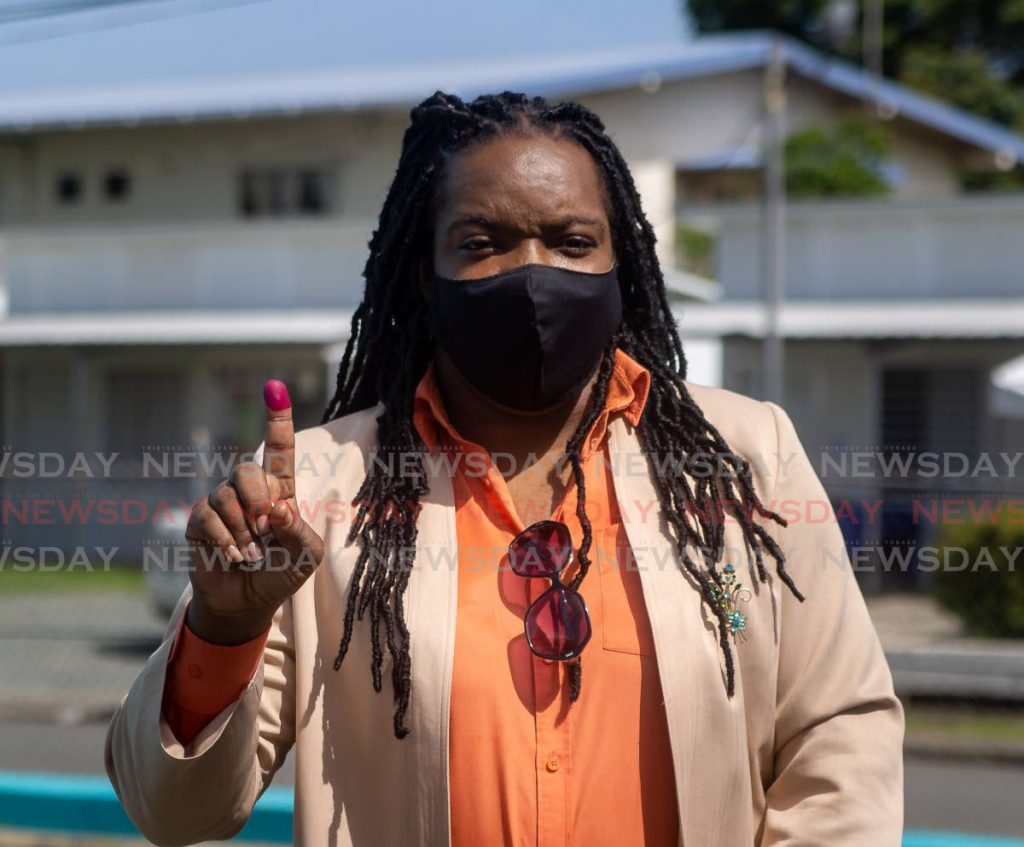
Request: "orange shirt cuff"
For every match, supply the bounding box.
[161,601,270,744]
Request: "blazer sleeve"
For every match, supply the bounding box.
[103,571,296,846]
[758,401,905,847]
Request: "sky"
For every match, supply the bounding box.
[0,0,691,94]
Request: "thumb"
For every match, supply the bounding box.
[266,500,324,575]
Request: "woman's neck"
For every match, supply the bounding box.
[432,348,596,482]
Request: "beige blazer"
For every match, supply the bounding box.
[105,381,905,847]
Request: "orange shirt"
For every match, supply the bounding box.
[163,347,678,846]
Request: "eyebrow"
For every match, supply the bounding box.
[445,214,608,235]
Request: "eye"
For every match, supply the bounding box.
[562,235,596,252]
[461,236,494,252]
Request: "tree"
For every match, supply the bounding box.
[785,114,892,197]
[686,0,1024,131]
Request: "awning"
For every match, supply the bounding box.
[674,299,1024,340]
[0,310,354,346]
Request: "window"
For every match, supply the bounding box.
[54,171,83,205]
[103,168,132,202]
[238,167,335,218]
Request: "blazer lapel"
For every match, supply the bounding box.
[608,416,753,847]
[403,455,459,847]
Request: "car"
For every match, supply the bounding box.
[145,505,192,619]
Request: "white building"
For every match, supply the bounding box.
[2,28,1022,589]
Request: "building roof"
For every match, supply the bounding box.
[0,28,1021,162]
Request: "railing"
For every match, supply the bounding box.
[1,217,377,313]
[677,193,1024,301]
[7,196,1024,312]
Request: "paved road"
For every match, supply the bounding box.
[3,590,1024,839]
[0,716,297,785]
[0,591,165,719]
[905,757,1024,837]
[0,715,1020,838]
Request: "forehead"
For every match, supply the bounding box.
[435,132,610,223]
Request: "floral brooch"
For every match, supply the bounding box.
[709,563,752,640]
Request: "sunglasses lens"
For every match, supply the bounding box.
[509,520,572,577]
[524,587,591,660]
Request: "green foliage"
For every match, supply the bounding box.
[0,565,144,595]
[784,115,892,197]
[962,166,1024,193]
[687,0,831,47]
[675,225,715,276]
[901,46,1024,130]
[932,515,1024,638]
[686,0,1024,130]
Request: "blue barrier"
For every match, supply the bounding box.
[0,770,1022,846]
[904,834,1024,847]
[0,771,291,842]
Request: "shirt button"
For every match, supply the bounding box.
[545,758,560,773]
[187,663,203,679]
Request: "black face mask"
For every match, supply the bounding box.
[427,261,623,411]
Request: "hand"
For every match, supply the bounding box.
[184,379,325,644]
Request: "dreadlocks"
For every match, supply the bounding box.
[322,89,806,739]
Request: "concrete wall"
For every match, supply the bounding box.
[686,194,1024,300]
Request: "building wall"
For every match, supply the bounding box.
[0,343,330,558]
[587,71,966,202]
[782,75,962,198]
[722,337,878,453]
[581,72,766,164]
[0,110,408,227]
[0,69,977,234]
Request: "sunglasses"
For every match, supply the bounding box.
[508,519,592,661]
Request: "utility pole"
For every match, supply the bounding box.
[862,0,884,116]
[862,0,884,78]
[760,36,786,405]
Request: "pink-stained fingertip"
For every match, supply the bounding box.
[263,379,291,411]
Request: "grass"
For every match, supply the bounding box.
[906,703,1024,744]
[0,566,144,595]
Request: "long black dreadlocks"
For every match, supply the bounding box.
[322,89,806,739]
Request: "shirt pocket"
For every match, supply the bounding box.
[595,522,657,657]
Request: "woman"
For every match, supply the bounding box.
[105,91,904,846]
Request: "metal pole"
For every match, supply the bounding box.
[761,36,786,405]
[863,0,884,78]
[862,0,884,119]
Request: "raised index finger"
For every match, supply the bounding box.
[262,379,295,501]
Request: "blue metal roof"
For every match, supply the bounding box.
[0,27,1021,160]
